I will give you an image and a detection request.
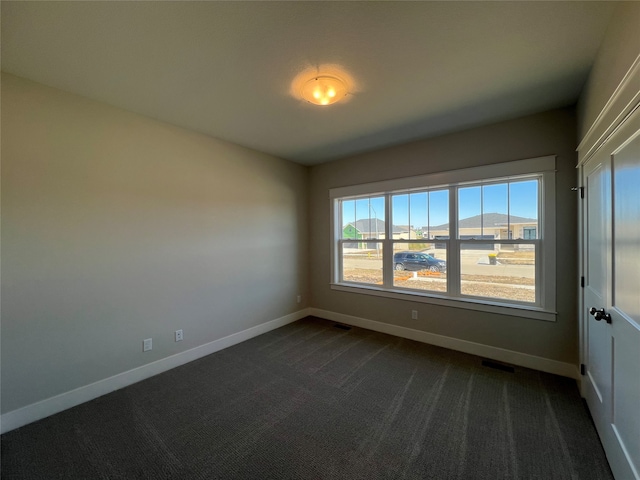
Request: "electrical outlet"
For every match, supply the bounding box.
[175,329,183,342]
[411,310,418,320]
[297,295,302,303]
[143,338,152,352]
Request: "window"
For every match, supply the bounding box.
[391,189,449,293]
[457,179,539,304]
[523,227,537,239]
[330,157,556,321]
[339,195,384,285]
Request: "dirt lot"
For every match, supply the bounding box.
[496,251,535,265]
[343,269,535,303]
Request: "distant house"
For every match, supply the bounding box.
[343,219,419,248]
[343,219,386,240]
[391,225,420,240]
[342,223,363,241]
[422,213,537,250]
[424,213,537,238]
[343,219,384,248]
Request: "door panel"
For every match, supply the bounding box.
[586,161,607,299]
[613,133,640,324]
[609,132,640,479]
[611,316,640,479]
[583,155,612,440]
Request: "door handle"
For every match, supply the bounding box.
[589,307,612,324]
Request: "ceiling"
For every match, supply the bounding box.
[1,1,616,165]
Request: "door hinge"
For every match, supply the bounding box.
[580,276,585,288]
[580,364,586,376]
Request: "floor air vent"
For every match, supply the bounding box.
[482,360,515,373]
[334,324,351,331]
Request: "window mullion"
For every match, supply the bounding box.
[337,240,344,283]
[449,186,460,297]
[383,194,393,288]
[333,201,340,284]
[535,240,542,305]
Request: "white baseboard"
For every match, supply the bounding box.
[309,308,578,380]
[1,308,311,434]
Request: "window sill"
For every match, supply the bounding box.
[330,283,557,322]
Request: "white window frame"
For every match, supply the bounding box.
[329,156,557,322]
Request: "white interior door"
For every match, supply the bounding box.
[583,149,613,455]
[582,108,640,480]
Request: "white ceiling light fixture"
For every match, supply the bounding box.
[300,75,348,106]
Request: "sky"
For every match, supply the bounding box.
[342,179,538,230]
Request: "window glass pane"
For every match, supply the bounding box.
[423,189,449,241]
[409,192,427,240]
[341,200,357,240]
[458,186,481,237]
[510,180,539,239]
[393,245,447,292]
[394,190,449,245]
[460,243,535,303]
[392,192,429,240]
[392,194,410,239]
[341,196,385,240]
[341,242,383,285]
[482,183,508,238]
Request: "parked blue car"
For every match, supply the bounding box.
[393,252,446,272]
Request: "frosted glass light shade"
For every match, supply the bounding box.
[300,75,348,106]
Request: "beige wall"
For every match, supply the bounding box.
[1,73,309,413]
[310,107,578,364]
[578,2,640,140]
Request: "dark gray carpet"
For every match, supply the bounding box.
[1,316,612,479]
